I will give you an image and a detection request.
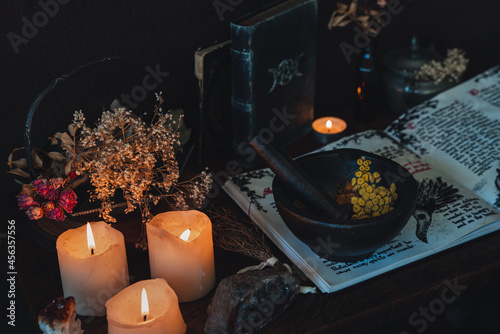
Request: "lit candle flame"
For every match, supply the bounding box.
[86,223,95,255]
[326,120,332,133]
[179,228,191,242]
[141,288,149,322]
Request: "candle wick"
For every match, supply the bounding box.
[143,315,147,322]
[91,248,94,256]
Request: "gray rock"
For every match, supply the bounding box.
[205,269,300,334]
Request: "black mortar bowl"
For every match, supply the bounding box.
[272,149,418,262]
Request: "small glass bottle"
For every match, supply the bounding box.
[355,44,376,123]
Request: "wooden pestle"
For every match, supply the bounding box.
[249,136,347,220]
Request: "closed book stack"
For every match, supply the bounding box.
[231,0,317,166]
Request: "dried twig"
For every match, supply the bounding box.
[209,207,273,263]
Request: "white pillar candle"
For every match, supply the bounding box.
[106,278,186,334]
[147,210,215,302]
[56,221,129,316]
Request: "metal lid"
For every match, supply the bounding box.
[383,37,443,78]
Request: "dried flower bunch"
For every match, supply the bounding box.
[9,94,212,248]
[334,156,397,219]
[414,48,469,84]
[328,0,388,37]
[209,207,274,263]
[16,177,78,221]
[8,146,84,222]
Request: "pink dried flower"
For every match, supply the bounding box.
[26,206,44,220]
[17,193,37,210]
[50,177,65,189]
[41,201,56,213]
[59,188,78,213]
[45,188,60,201]
[68,171,78,180]
[46,206,65,221]
[33,178,51,197]
[33,178,63,200]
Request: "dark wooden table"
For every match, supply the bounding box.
[3,106,500,334]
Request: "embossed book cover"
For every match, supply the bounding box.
[230,0,317,166]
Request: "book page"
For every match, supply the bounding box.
[222,130,500,292]
[385,65,500,208]
[312,131,500,286]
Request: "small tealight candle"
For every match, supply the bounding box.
[56,221,129,316]
[106,278,186,334]
[312,116,347,144]
[146,210,215,302]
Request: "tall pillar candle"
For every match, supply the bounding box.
[147,210,215,302]
[106,278,186,334]
[56,221,129,316]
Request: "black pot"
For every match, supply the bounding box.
[272,149,418,262]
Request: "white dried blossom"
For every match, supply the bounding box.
[414,48,469,84]
[67,98,212,249]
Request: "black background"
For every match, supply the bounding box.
[1,0,499,194]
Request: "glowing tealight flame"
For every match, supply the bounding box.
[86,223,96,255]
[326,120,332,133]
[141,288,149,322]
[180,229,191,242]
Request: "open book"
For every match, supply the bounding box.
[222,66,500,293]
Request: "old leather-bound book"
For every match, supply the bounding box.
[231,0,317,167]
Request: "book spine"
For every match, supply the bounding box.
[230,24,255,164]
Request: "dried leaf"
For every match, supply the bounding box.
[68,123,78,137]
[337,19,353,27]
[65,161,73,176]
[367,25,380,35]
[7,147,24,169]
[61,132,73,146]
[61,143,73,152]
[12,158,28,168]
[48,136,59,145]
[336,2,348,12]
[7,153,13,169]
[357,15,370,22]
[47,151,66,162]
[328,13,349,29]
[53,132,62,140]
[21,183,36,195]
[348,1,357,14]
[31,150,43,169]
[71,173,88,189]
[7,168,30,178]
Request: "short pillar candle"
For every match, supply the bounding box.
[146,210,215,302]
[106,278,186,334]
[56,221,129,316]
